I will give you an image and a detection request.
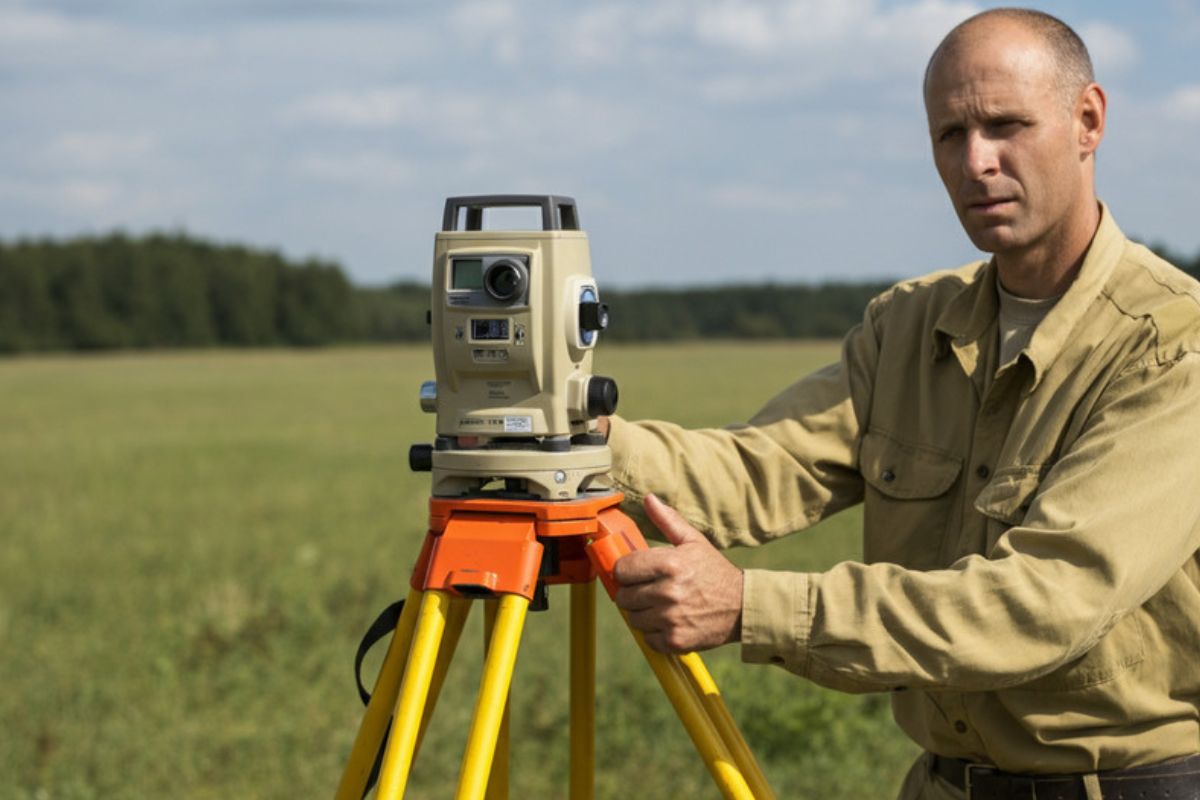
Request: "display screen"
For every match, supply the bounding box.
[452,259,484,290]
[471,319,509,340]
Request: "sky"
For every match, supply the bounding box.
[2,0,1198,287]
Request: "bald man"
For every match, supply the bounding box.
[604,8,1200,799]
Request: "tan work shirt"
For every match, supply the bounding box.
[607,207,1200,772]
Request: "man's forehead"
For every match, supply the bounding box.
[925,36,1058,111]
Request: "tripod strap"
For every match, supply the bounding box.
[355,599,405,704]
[353,599,405,797]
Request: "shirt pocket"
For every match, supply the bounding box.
[975,466,1147,692]
[973,466,1043,553]
[859,429,962,569]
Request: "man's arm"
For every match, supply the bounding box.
[740,352,1200,692]
[603,308,882,549]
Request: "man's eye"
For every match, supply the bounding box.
[938,127,963,143]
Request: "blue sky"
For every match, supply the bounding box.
[2,1,1197,287]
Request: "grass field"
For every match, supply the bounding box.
[0,343,918,799]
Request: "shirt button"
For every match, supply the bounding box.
[975,465,990,480]
[954,720,968,734]
[882,469,896,483]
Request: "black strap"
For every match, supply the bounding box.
[353,599,406,798]
[355,600,405,704]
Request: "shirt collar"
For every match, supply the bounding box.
[933,202,1126,389]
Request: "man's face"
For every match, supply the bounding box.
[924,29,1088,258]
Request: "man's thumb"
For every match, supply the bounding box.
[644,494,705,547]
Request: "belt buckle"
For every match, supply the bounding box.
[963,763,991,799]
[965,763,1038,800]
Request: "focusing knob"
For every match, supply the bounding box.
[409,444,433,472]
[579,301,609,332]
[586,376,619,417]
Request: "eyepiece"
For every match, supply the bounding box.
[483,259,528,302]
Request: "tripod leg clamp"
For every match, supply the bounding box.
[587,507,649,599]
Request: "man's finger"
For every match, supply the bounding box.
[645,494,707,548]
[626,607,665,634]
[614,582,662,612]
[613,548,673,586]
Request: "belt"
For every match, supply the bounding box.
[930,753,1200,799]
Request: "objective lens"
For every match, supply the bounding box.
[484,260,527,302]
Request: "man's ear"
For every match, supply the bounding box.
[1077,82,1107,157]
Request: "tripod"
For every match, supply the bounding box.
[335,491,774,799]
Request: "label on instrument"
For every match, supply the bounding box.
[503,415,533,433]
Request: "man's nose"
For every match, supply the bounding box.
[962,130,1000,180]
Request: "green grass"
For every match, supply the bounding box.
[0,343,918,799]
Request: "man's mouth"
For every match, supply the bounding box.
[967,198,1016,214]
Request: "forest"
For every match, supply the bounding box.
[2,230,1197,353]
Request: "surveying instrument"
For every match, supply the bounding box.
[335,196,773,799]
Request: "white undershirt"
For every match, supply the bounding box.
[997,276,1062,366]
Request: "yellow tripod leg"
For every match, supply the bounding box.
[456,594,529,800]
[482,600,510,800]
[569,582,595,800]
[678,653,774,800]
[622,612,756,800]
[375,589,452,800]
[414,595,471,760]
[335,587,423,800]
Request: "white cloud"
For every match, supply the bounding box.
[553,1,689,66]
[449,0,522,64]
[692,0,976,55]
[1078,21,1138,76]
[695,1,778,52]
[0,6,89,44]
[861,0,979,63]
[287,85,642,155]
[1165,85,1200,121]
[450,0,518,35]
[561,6,640,64]
[690,0,977,103]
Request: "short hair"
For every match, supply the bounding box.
[925,8,1095,104]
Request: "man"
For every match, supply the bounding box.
[603,8,1200,799]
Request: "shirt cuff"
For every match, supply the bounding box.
[740,569,816,673]
[606,415,646,501]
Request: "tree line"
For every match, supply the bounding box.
[2,231,1198,354]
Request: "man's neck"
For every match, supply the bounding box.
[996,200,1102,299]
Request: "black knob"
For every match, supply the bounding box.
[579,301,609,332]
[409,444,433,472]
[586,376,619,417]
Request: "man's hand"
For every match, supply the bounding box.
[613,494,743,654]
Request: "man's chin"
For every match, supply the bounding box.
[965,224,1020,254]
